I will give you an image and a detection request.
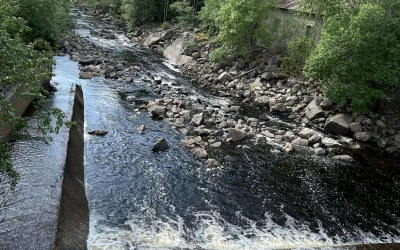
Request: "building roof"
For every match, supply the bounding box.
[280,0,299,10]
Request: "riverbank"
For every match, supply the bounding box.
[66,8,400,166]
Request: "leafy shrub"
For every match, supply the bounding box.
[184,39,197,49]
[282,36,314,75]
[161,21,172,30]
[304,2,400,112]
[169,0,196,28]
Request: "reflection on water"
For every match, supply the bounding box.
[71,11,400,249]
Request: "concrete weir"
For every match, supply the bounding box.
[0,80,88,249]
[55,84,88,249]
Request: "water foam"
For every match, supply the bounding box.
[87,208,399,250]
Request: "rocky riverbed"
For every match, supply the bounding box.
[62,8,400,168]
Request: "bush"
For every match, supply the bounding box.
[17,0,71,44]
[161,21,172,30]
[304,2,400,112]
[208,0,278,62]
[169,0,196,28]
[282,36,314,75]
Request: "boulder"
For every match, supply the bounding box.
[251,77,263,89]
[148,104,167,118]
[210,141,222,148]
[319,99,335,110]
[88,130,108,136]
[205,159,220,167]
[191,113,204,126]
[299,128,316,139]
[333,155,355,163]
[395,134,400,148]
[235,59,246,70]
[353,131,372,142]
[270,103,287,113]
[305,100,325,120]
[261,72,273,81]
[284,131,297,142]
[137,125,145,134]
[350,122,363,133]
[308,134,321,145]
[144,29,175,46]
[218,72,233,83]
[268,55,282,68]
[292,138,309,147]
[164,38,194,66]
[79,57,96,66]
[324,114,352,135]
[314,148,326,155]
[191,147,208,159]
[283,142,294,153]
[152,138,169,152]
[79,72,93,79]
[321,137,341,147]
[192,52,201,60]
[228,128,248,142]
[253,96,270,107]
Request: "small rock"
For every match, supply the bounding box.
[205,159,220,168]
[88,130,108,136]
[137,125,145,134]
[284,131,297,142]
[79,71,93,79]
[299,128,316,139]
[261,72,273,81]
[353,131,373,142]
[191,113,204,126]
[283,142,294,153]
[292,138,309,147]
[324,114,352,135]
[210,141,222,148]
[305,100,325,120]
[253,96,270,107]
[319,99,335,110]
[308,134,321,145]
[224,155,235,161]
[350,122,363,133]
[314,148,326,155]
[228,128,248,142]
[333,155,355,163]
[218,72,232,83]
[321,137,341,147]
[152,138,169,152]
[270,103,287,113]
[191,147,208,159]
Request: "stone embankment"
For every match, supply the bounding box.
[65,10,400,167]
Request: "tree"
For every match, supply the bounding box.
[1,0,70,186]
[303,1,400,111]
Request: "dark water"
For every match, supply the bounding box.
[72,11,400,249]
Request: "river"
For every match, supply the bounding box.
[1,10,400,250]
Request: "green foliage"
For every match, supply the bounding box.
[17,0,71,44]
[161,22,172,30]
[304,1,400,111]
[282,36,314,75]
[0,0,70,186]
[184,39,197,49]
[207,0,278,62]
[198,0,224,34]
[0,140,18,188]
[169,0,196,28]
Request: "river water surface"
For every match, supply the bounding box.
[66,12,400,249]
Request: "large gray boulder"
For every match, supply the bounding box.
[305,100,325,120]
[152,138,169,152]
[324,114,352,135]
[164,37,194,66]
[228,128,248,142]
[354,131,373,142]
[144,29,175,46]
[253,96,270,107]
[218,72,233,83]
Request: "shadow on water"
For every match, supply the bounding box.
[70,11,400,249]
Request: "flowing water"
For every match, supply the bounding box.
[69,12,400,250]
[2,10,399,250]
